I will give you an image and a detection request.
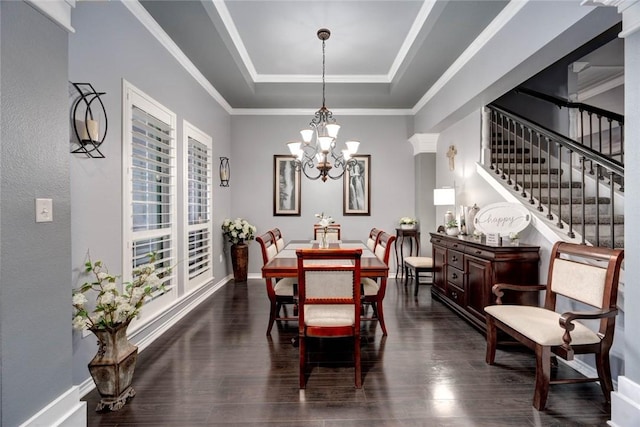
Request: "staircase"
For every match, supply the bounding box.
[485,103,624,249]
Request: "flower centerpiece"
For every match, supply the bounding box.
[221,218,256,282]
[72,252,163,412]
[315,212,335,248]
[399,216,417,229]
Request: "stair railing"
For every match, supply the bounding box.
[487,104,624,248]
[515,87,625,172]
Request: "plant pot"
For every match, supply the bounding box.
[446,227,460,236]
[231,242,249,282]
[400,224,415,230]
[88,322,138,411]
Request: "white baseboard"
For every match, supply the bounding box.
[609,376,640,427]
[78,275,231,398]
[19,386,86,427]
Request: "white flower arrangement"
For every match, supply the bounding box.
[399,217,417,225]
[72,253,164,331]
[509,232,519,240]
[315,212,335,229]
[221,218,257,245]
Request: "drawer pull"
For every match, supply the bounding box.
[475,250,482,255]
[451,291,458,298]
[451,273,458,279]
[452,256,458,262]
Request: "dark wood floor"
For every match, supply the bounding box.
[84,278,611,426]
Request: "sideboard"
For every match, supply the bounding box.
[430,232,540,332]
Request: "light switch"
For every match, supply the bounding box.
[35,198,53,223]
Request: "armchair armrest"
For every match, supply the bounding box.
[491,283,547,305]
[557,308,618,360]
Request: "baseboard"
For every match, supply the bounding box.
[18,386,86,427]
[78,275,231,398]
[609,376,640,427]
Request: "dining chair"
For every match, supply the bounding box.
[366,228,382,252]
[271,227,286,252]
[313,224,341,242]
[484,241,624,410]
[256,230,297,335]
[361,230,395,335]
[403,256,434,296]
[296,248,363,388]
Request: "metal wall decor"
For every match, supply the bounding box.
[70,82,107,158]
[219,157,230,187]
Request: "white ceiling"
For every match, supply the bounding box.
[139,0,510,110]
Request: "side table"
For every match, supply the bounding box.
[394,227,420,278]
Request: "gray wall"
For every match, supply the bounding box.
[230,114,416,275]
[0,2,72,425]
[69,1,232,384]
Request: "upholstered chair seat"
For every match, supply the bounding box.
[484,305,601,346]
[403,256,434,295]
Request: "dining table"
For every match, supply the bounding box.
[261,239,389,281]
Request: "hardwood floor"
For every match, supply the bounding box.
[84,278,611,426]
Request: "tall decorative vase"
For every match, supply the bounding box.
[231,242,249,282]
[319,229,329,249]
[88,321,138,412]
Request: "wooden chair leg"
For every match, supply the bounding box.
[414,269,420,296]
[266,300,277,336]
[533,345,551,410]
[376,299,388,336]
[404,264,410,285]
[354,332,362,388]
[485,317,497,365]
[595,350,614,402]
[299,334,306,389]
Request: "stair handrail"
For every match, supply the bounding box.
[514,87,624,124]
[489,104,624,178]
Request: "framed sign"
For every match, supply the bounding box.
[273,155,301,216]
[343,155,370,216]
[474,202,531,236]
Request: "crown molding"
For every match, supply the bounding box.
[232,108,412,116]
[408,133,439,155]
[583,0,640,37]
[123,0,233,114]
[26,0,75,33]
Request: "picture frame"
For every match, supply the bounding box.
[273,155,301,216]
[343,154,371,215]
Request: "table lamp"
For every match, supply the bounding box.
[433,187,456,229]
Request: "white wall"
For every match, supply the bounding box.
[231,114,415,275]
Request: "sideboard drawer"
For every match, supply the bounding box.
[447,266,464,288]
[447,284,465,306]
[447,249,464,270]
[465,246,495,260]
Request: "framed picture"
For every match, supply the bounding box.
[273,155,301,216]
[343,154,370,215]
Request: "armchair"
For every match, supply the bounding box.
[256,230,297,335]
[296,248,363,388]
[361,230,395,335]
[484,241,624,410]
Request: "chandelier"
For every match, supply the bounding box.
[287,28,360,182]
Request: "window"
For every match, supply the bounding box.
[184,121,213,291]
[123,81,177,320]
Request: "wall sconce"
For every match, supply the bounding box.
[219,157,230,187]
[433,187,456,227]
[70,82,107,158]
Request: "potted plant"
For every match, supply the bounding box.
[445,219,459,236]
[399,216,418,229]
[72,252,164,411]
[222,218,257,282]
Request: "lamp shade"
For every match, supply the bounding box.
[433,188,455,206]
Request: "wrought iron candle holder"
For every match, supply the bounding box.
[71,82,107,158]
[219,157,230,187]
